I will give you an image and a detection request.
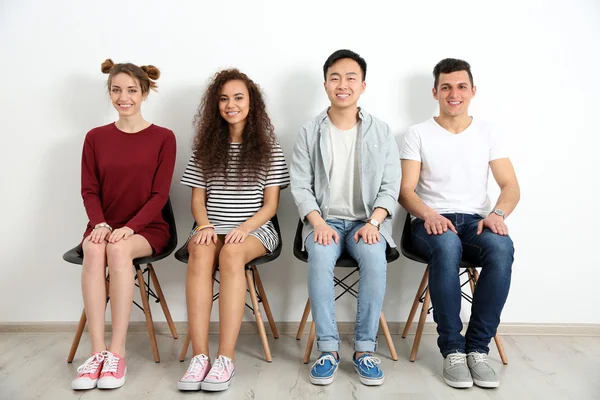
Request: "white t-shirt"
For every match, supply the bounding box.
[400,117,508,217]
[327,121,367,221]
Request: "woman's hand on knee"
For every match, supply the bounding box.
[193,228,217,245]
[224,226,249,244]
[108,227,134,243]
[89,227,110,244]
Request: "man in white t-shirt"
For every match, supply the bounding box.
[399,58,520,390]
[291,49,400,387]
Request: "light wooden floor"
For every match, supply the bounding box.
[0,332,598,399]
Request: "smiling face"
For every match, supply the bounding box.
[218,79,250,131]
[109,72,145,117]
[324,58,366,111]
[433,70,476,118]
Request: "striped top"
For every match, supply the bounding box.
[181,141,290,252]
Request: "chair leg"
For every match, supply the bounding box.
[67,309,87,363]
[379,312,398,361]
[296,298,311,340]
[303,321,316,364]
[136,266,160,363]
[246,269,272,362]
[180,331,191,362]
[469,268,508,365]
[148,264,178,339]
[410,287,431,362]
[251,266,278,339]
[494,334,509,365]
[402,265,429,338]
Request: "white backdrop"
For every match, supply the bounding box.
[1,0,598,325]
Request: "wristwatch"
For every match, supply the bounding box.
[490,209,505,219]
[367,218,380,230]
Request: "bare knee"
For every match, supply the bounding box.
[218,245,246,275]
[82,239,107,271]
[188,242,218,272]
[106,242,133,273]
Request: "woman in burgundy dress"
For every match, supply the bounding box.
[71,59,176,391]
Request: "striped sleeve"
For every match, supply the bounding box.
[180,155,206,189]
[265,141,290,189]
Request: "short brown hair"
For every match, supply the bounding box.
[101,59,160,95]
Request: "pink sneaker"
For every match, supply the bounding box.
[178,354,211,391]
[201,355,235,391]
[97,350,127,389]
[71,352,105,390]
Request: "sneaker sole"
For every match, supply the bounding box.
[201,372,234,392]
[71,378,98,390]
[177,381,202,391]
[353,365,384,386]
[309,374,335,385]
[97,376,126,389]
[97,367,127,390]
[473,378,499,388]
[444,377,473,388]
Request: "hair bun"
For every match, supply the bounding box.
[141,65,160,80]
[101,59,115,74]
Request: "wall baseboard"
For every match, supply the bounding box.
[1,321,598,336]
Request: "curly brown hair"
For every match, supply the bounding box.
[192,69,275,182]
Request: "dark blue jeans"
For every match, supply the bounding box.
[411,213,514,357]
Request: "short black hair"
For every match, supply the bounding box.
[433,58,473,89]
[323,49,367,81]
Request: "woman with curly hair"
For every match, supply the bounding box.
[178,69,289,392]
[71,59,176,391]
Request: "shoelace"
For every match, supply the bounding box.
[206,356,232,380]
[101,351,120,374]
[76,353,105,374]
[311,354,338,369]
[183,354,209,379]
[357,355,381,369]
[469,352,488,364]
[447,352,467,366]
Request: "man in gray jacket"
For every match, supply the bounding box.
[290,49,400,387]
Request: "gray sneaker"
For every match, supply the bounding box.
[467,352,499,388]
[443,352,473,388]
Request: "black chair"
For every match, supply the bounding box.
[175,215,282,363]
[293,219,400,363]
[399,214,508,364]
[64,198,178,364]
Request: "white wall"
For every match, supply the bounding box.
[1,0,598,325]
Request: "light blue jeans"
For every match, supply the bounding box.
[305,219,388,353]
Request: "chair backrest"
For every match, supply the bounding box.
[292,218,399,266]
[400,214,417,260]
[159,197,178,255]
[293,219,308,262]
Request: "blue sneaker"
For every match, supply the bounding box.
[309,352,339,385]
[352,353,384,386]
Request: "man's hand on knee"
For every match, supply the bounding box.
[313,223,339,246]
[424,213,457,235]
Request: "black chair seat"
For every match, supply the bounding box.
[293,219,400,266]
